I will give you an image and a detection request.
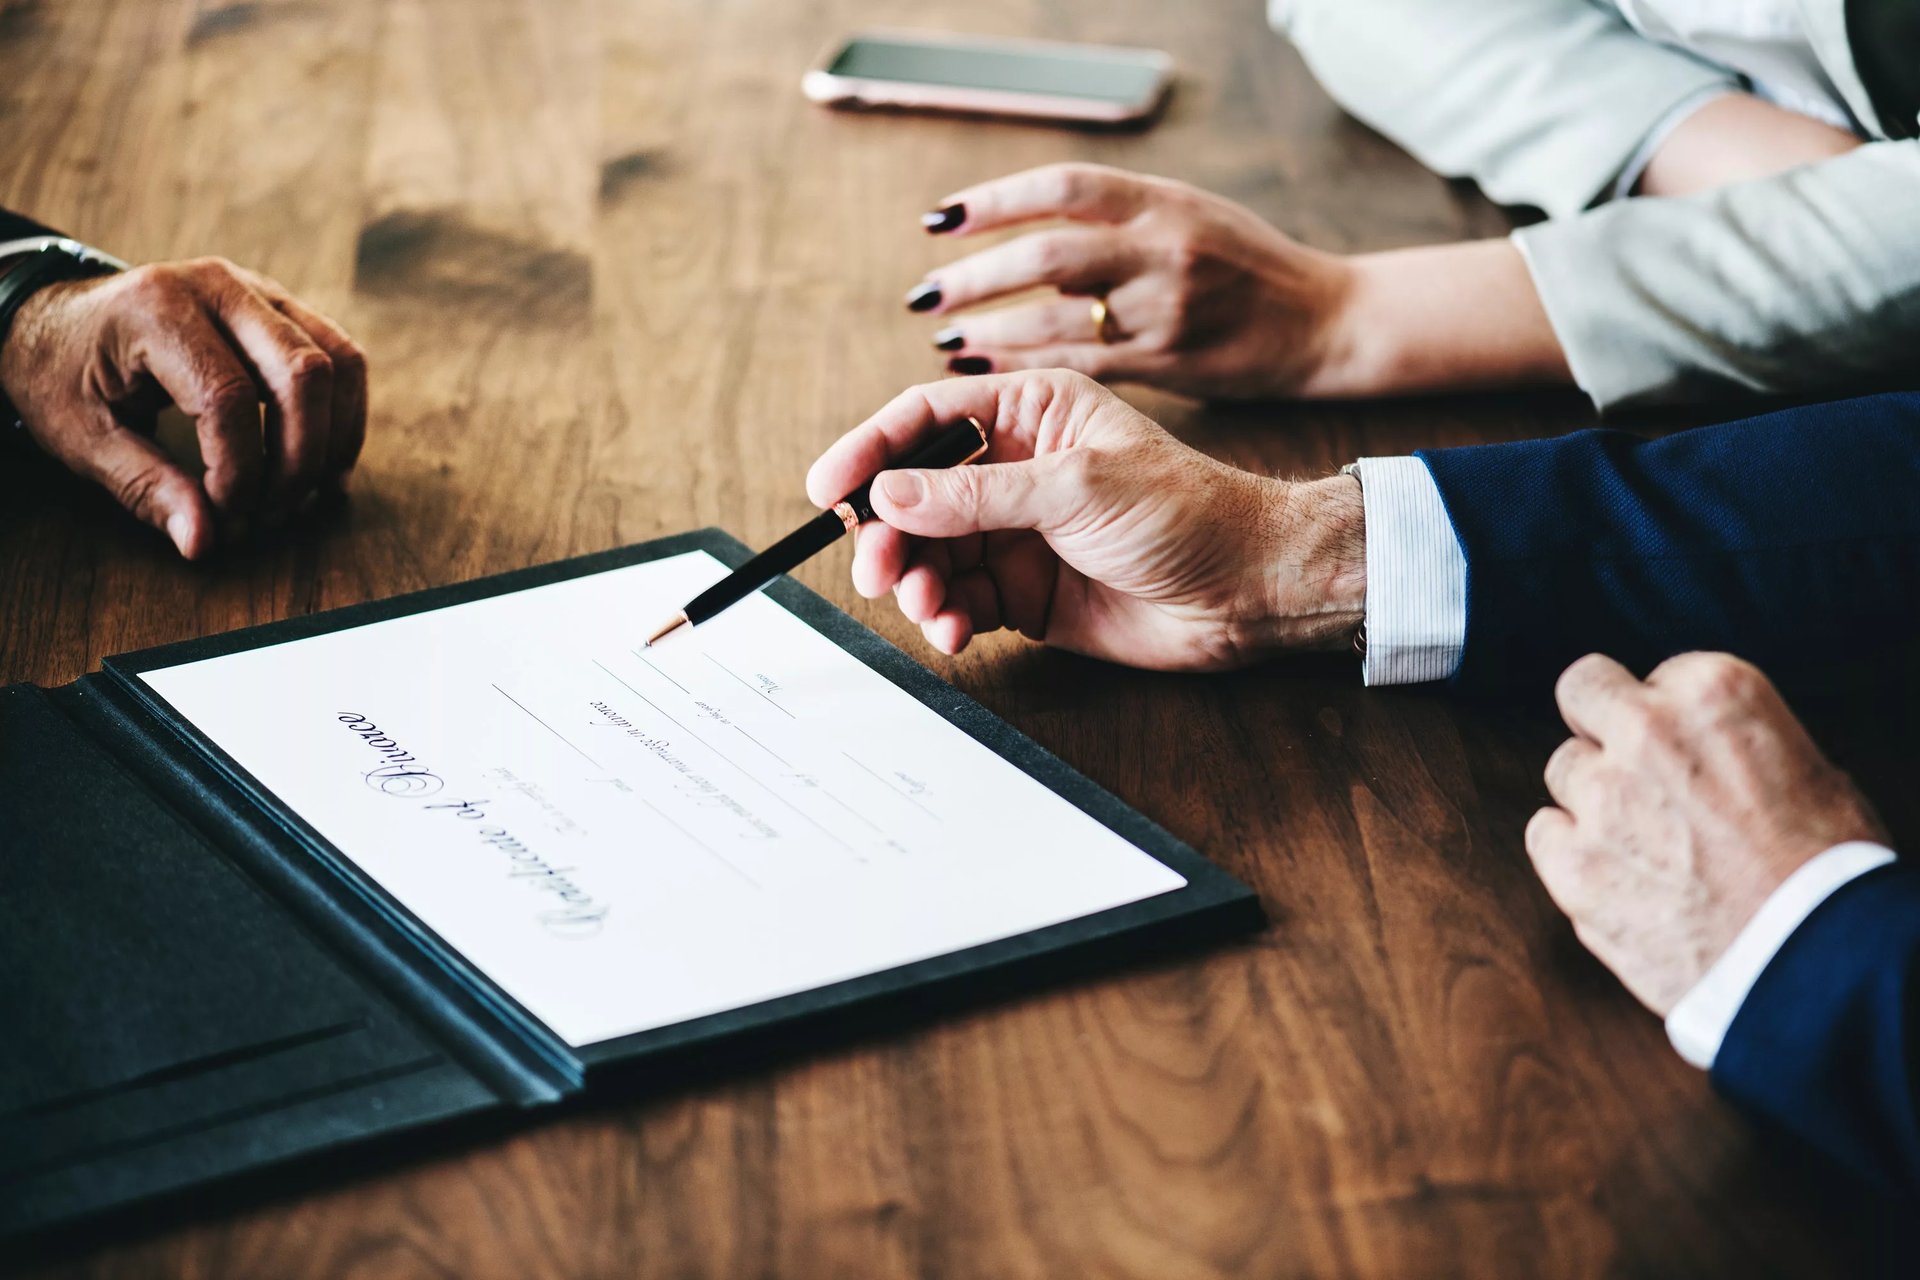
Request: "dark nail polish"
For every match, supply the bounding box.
[920,203,965,234]
[905,281,942,312]
[947,355,991,375]
[933,327,965,351]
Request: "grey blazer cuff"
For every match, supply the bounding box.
[1270,0,1740,219]
[1514,141,1920,411]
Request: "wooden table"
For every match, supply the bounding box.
[4,2,1912,1276]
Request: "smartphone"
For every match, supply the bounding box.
[803,30,1173,126]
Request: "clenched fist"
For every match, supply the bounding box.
[1527,652,1887,1015]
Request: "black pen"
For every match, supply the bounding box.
[644,416,990,645]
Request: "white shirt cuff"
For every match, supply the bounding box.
[1665,840,1899,1070]
[1351,456,1466,686]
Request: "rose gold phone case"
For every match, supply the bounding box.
[802,29,1173,125]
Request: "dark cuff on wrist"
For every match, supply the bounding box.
[0,241,123,440]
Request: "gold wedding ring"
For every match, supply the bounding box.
[1090,296,1117,345]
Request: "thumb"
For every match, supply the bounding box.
[81,427,217,559]
[870,457,1068,537]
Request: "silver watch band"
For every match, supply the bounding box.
[0,236,130,273]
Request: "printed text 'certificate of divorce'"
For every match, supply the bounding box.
[137,551,1185,1047]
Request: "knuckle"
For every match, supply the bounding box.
[286,445,330,484]
[1163,232,1204,277]
[1132,205,1183,239]
[1004,370,1055,436]
[1044,162,1096,208]
[1655,649,1734,687]
[1544,737,1577,780]
[1051,445,1099,492]
[1523,809,1553,858]
[1524,812,1574,880]
[943,465,986,510]
[207,370,257,404]
[185,255,241,280]
[1585,762,1629,804]
[1028,234,1070,279]
[1650,649,1711,682]
[1631,706,1688,763]
[1048,368,1101,399]
[1554,654,1605,704]
[1614,696,1662,741]
[332,341,368,381]
[1163,281,1200,333]
[121,263,183,306]
[1623,706,1667,751]
[201,374,258,416]
[1696,652,1762,702]
[286,347,334,387]
[1038,364,1107,403]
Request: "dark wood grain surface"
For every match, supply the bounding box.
[4,2,1913,1276]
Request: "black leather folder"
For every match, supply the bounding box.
[0,529,1262,1240]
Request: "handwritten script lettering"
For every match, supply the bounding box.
[339,713,444,796]
[341,712,609,938]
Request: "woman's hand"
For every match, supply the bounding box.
[806,370,1366,671]
[909,164,1359,400]
[0,256,367,558]
[910,163,1572,402]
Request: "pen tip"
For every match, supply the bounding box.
[645,612,689,647]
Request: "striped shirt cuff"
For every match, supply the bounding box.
[1352,456,1467,686]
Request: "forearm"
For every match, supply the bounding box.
[1312,238,1572,399]
[1416,392,1920,690]
[1636,93,1863,199]
[1307,120,1885,407]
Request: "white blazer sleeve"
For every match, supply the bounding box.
[1268,0,1739,219]
[1514,140,1920,409]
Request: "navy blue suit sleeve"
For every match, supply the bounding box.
[1714,862,1920,1195]
[1,208,59,241]
[1414,392,1920,689]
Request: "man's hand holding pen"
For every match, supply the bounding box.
[806,370,1367,670]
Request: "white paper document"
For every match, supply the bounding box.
[139,551,1185,1047]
